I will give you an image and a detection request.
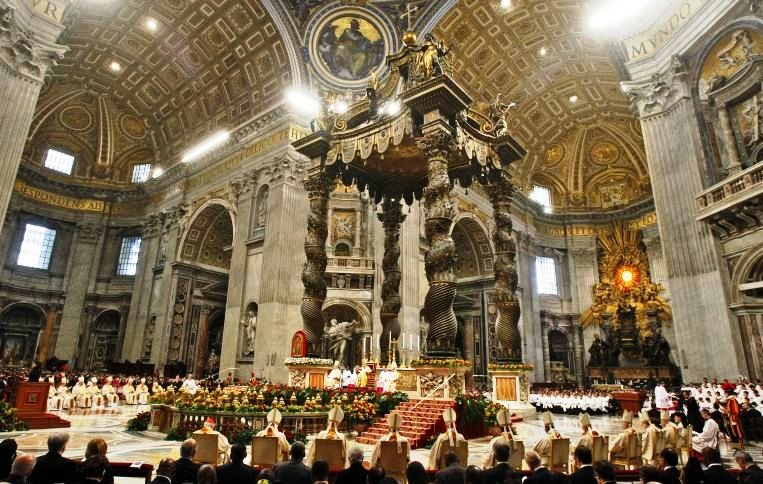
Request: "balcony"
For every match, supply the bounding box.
[696,162,763,239]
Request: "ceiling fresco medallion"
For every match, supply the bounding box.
[590,141,620,165]
[120,114,147,140]
[309,8,391,87]
[543,144,565,166]
[59,106,92,131]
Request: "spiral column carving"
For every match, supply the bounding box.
[301,174,336,355]
[378,195,406,364]
[486,171,522,361]
[418,131,459,357]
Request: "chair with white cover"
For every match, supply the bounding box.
[591,435,609,463]
[438,440,469,470]
[194,433,224,465]
[610,433,641,470]
[379,441,410,484]
[549,438,570,473]
[251,436,280,468]
[314,438,345,470]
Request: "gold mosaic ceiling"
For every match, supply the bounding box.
[52,0,292,158]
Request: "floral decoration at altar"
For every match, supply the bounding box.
[410,358,471,368]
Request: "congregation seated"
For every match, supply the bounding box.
[333,448,368,484]
[0,439,18,480]
[273,441,311,484]
[701,447,735,484]
[82,438,113,484]
[171,439,200,484]
[658,448,680,484]
[483,443,522,484]
[405,461,429,484]
[428,408,467,471]
[215,443,258,484]
[28,433,77,484]
[150,458,174,484]
[570,447,595,484]
[6,453,36,484]
[311,460,329,484]
[530,389,612,414]
[196,464,216,484]
[434,451,464,484]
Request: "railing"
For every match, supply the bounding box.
[696,162,763,218]
[326,257,374,270]
[408,373,456,413]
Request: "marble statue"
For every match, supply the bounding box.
[242,309,257,355]
[328,318,360,364]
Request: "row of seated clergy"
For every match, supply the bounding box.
[533,411,569,472]
[572,412,609,469]
[483,407,524,470]
[608,409,694,469]
[192,418,231,465]
[306,405,347,468]
[370,411,410,483]
[122,377,150,405]
[428,408,468,471]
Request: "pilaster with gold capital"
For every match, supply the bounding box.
[622,55,690,119]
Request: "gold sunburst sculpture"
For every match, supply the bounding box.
[581,222,672,338]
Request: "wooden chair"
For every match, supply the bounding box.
[591,435,609,463]
[679,424,693,466]
[193,433,225,465]
[508,440,525,470]
[379,441,409,484]
[549,438,570,473]
[438,440,469,470]
[314,438,345,470]
[610,433,641,470]
[251,436,280,468]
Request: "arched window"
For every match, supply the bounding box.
[548,330,572,370]
[529,185,552,213]
[334,242,351,256]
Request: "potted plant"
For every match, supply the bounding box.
[346,399,376,433]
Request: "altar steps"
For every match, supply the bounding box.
[16,412,70,429]
[356,399,455,449]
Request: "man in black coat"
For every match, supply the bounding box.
[483,443,522,484]
[150,458,174,484]
[28,433,77,484]
[594,460,617,484]
[524,451,554,484]
[735,450,763,484]
[570,446,595,484]
[273,442,311,484]
[334,447,368,484]
[172,439,201,484]
[681,391,704,432]
[216,443,258,484]
[702,447,736,484]
[434,451,465,484]
[6,454,36,484]
[658,448,680,484]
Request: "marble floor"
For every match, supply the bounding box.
[2,406,760,470]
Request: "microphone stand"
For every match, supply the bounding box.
[200,368,238,386]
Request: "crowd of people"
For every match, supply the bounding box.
[529,389,614,414]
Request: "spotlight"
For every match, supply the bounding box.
[181,131,230,163]
[285,88,321,118]
[569,95,579,104]
[538,46,548,57]
[621,270,633,283]
[500,0,512,9]
[586,0,662,36]
[152,167,164,178]
[331,100,349,115]
[382,99,401,116]
[109,61,122,72]
[146,18,159,31]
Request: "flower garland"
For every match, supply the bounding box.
[410,359,472,368]
[284,357,334,366]
[487,363,534,371]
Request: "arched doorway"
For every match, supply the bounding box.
[322,303,367,368]
[548,329,573,371]
[0,305,45,363]
[85,310,121,370]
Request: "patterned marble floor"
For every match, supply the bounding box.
[1,407,760,470]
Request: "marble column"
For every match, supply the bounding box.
[417,131,458,357]
[122,214,163,361]
[517,232,543,381]
[400,199,422,361]
[194,305,212,377]
[219,170,257,377]
[642,233,681,368]
[571,323,584,386]
[150,205,185,368]
[37,303,59,362]
[378,195,405,364]
[569,245,599,370]
[57,223,102,363]
[625,64,744,380]
[255,155,308,382]
[114,300,130,358]
[486,171,522,362]
[0,3,68,237]
[300,170,335,356]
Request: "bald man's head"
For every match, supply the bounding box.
[11,453,36,478]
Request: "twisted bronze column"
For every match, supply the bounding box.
[418,132,458,357]
[301,174,336,356]
[378,195,406,364]
[486,171,522,361]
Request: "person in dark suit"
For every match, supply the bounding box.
[172,439,201,484]
[701,447,736,484]
[215,443,257,484]
[434,451,465,484]
[593,460,617,484]
[28,362,42,383]
[150,459,174,484]
[524,451,554,484]
[735,450,763,484]
[334,448,368,484]
[571,446,596,484]
[483,443,522,484]
[465,465,482,484]
[658,448,680,484]
[273,442,311,484]
[681,391,704,432]
[639,465,661,484]
[28,433,77,484]
[5,454,36,484]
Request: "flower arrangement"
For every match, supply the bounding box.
[455,390,488,424]
[0,402,27,432]
[126,411,151,432]
[284,357,334,366]
[488,363,534,371]
[345,399,377,425]
[410,359,472,368]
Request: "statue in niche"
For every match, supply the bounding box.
[642,328,672,366]
[205,349,220,375]
[588,333,605,367]
[241,309,257,356]
[327,318,360,364]
[256,188,269,228]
